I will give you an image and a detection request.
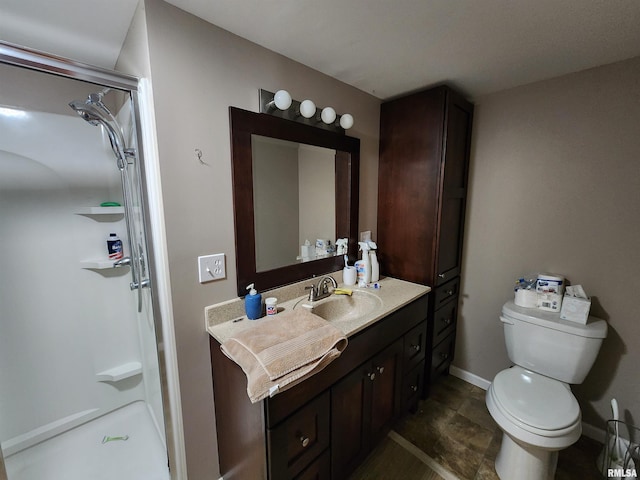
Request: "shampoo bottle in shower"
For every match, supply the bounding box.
[107,233,123,260]
[245,283,262,320]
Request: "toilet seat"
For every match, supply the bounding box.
[492,367,580,432]
[487,367,582,449]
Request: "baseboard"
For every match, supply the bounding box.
[449,365,491,390]
[448,365,605,443]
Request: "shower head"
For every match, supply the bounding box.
[69,94,129,170]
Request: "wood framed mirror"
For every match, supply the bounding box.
[230,107,360,297]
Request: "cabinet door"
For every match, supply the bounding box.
[370,340,403,442]
[331,364,372,480]
[435,92,473,285]
[331,340,403,480]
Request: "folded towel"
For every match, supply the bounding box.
[220,309,348,403]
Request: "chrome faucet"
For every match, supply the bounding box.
[306,275,338,301]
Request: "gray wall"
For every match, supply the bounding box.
[142,1,381,477]
[458,56,640,429]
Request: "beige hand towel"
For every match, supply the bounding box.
[221,309,348,403]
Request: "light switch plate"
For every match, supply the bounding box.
[198,253,226,283]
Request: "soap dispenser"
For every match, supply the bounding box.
[245,283,262,320]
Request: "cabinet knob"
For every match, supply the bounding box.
[442,318,451,325]
[446,289,454,296]
[439,352,449,360]
[438,273,446,279]
[410,385,418,392]
[411,344,421,352]
[376,366,385,374]
[300,436,310,448]
[367,372,376,381]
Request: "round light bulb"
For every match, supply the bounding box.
[273,90,292,110]
[321,107,336,124]
[299,99,316,118]
[339,114,354,129]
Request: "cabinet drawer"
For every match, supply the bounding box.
[431,333,455,379]
[403,321,427,370]
[268,391,330,479]
[294,449,330,480]
[402,362,424,412]
[434,278,460,309]
[432,301,457,347]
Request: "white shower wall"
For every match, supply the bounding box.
[0,109,154,454]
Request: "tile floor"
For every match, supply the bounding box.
[354,374,605,480]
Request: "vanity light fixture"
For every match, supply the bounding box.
[339,113,354,130]
[258,88,354,133]
[299,99,316,119]
[265,89,292,111]
[321,106,337,124]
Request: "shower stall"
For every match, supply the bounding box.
[0,43,181,479]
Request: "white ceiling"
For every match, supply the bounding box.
[2,0,640,99]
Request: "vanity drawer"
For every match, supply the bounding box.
[268,391,330,479]
[431,332,455,379]
[294,449,330,480]
[432,301,457,347]
[434,278,459,309]
[403,321,427,370]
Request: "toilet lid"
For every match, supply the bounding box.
[493,367,580,431]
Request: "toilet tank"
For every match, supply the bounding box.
[501,301,607,384]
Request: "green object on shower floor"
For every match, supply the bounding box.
[102,435,129,444]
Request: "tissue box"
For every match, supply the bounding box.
[560,295,591,324]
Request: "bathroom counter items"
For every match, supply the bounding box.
[206,276,430,343]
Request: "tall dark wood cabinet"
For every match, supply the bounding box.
[377,85,473,388]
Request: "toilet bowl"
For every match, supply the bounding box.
[487,367,582,480]
[486,301,607,480]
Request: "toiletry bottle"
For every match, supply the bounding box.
[107,233,123,260]
[354,241,371,285]
[245,283,262,320]
[370,249,379,282]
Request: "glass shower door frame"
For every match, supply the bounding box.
[0,40,184,479]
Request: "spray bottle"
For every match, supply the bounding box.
[368,241,379,282]
[354,241,371,286]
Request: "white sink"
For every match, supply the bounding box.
[293,290,382,323]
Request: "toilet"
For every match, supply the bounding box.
[486,301,607,480]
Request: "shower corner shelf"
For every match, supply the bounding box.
[96,362,142,383]
[76,206,125,215]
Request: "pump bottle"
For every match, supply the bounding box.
[245,283,262,320]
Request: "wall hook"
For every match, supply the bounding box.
[195,148,208,166]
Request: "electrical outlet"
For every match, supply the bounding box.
[360,230,372,242]
[198,253,226,283]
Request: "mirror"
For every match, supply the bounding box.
[252,135,336,272]
[230,107,360,296]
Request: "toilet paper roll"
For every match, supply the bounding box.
[514,289,537,308]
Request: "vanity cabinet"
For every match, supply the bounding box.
[377,85,473,387]
[210,294,428,480]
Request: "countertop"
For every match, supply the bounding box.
[206,276,431,344]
